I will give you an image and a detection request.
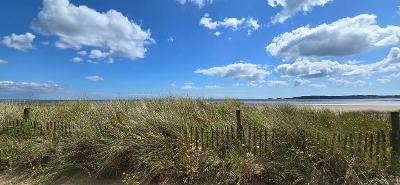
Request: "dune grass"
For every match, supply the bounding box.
[0,98,398,184]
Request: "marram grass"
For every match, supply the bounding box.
[0,98,398,184]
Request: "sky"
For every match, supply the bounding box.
[0,0,400,99]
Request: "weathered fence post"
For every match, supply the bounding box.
[23,108,31,121]
[391,112,400,169]
[236,109,244,143]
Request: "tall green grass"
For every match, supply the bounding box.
[0,98,398,184]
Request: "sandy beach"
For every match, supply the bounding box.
[296,104,400,112]
[244,99,400,112]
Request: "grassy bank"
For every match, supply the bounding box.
[0,98,398,184]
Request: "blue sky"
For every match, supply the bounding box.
[0,0,400,99]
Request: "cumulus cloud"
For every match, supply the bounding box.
[275,47,400,79]
[246,18,261,35]
[268,0,332,24]
[0,81,62,98]
[267,80,289,87]
[31,0,153,61]
[0,59,8,64]
[2,32,36,51]
[275,58,356,79]
[267,14,400,60]
[176,0,213,8]
[194,62,271,84]
[0,81,60,91]
[199,14,260,35]
[85,75,104,81]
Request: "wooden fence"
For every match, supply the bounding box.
[1,119,79,138]
[186,110,400,164]
[1,108,400,164]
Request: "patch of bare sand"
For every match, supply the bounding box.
[0,172,124,185]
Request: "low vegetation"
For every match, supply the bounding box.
[0,98,398,184]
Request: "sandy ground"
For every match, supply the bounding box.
[0,172,124,185]
[295,104,400,112]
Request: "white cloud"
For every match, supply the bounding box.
[194,62,271,84]
[309,83,326,88]
[199,14,260,35]
[388,72,400,78]
[377,78,391,84]
[275,47,400,79]
[214,31,222,36]
[167,37,174,42]
[0,81,62,98]
[268,0,332,24]
[205,85,221,89]
[275,58,356,79]
[329,78,352,86]
[85,75,104,81]
[294,78,310,86]
[219,17,246,30]
[267,14,400,60]
[72,57,83,63]
[246,17,260,35]
[200,14,220,30]
[267,80,289,87]
[0,81,61,91]
[87,60,99,65]
[89,49,109,59]
[0,59,8,64]
[0,80,60,90]
[77,50,87,56]
[181,82,199,90]
[329,78,366,87]
[2,32,36,51]
[31,0,153,61]
[176,0,213,8]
